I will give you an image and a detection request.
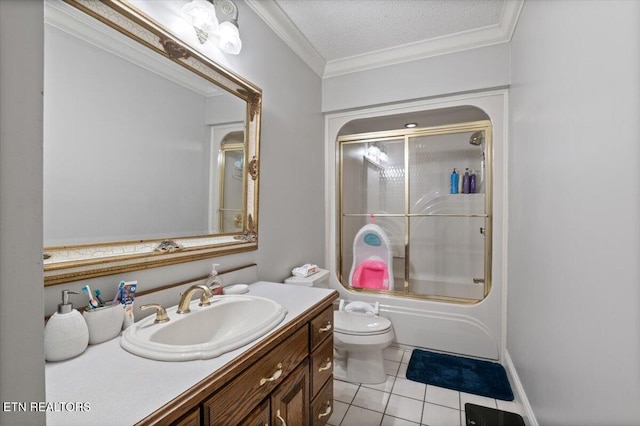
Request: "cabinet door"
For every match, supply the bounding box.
[271,360,309,426]
[239,399,270,426]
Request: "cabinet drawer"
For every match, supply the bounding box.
[174,406,200,426]
[310,307,333,351]
[310,377,333,426]
[310,336,333,397]
[202,326,309,425]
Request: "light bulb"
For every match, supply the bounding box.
[182,0,219,43]
[216,21,242,54]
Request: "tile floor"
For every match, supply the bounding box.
[328,345,522,426]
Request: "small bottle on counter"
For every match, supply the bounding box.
[205,263,223,295]
[44,290,89,362]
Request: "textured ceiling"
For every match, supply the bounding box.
[272,0,505,62]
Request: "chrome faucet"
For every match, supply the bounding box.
[176,284,213,314]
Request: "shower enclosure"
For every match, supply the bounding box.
[218,131,245,233]
[338,120,492,303]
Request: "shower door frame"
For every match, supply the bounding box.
[338,120,493,304]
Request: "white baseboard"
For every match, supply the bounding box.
[504,350,538,426]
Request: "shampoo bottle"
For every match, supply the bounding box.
[44,290,89,362]
[205,263,223,295]
[450,169,459,194]
[469,169,476,194]
[462,168,470,194]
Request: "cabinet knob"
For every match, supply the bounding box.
[318,358,332,372]
[317,401,332,419]
[259,363,283,386]
[276,409,287,426]
[319,322,332,332]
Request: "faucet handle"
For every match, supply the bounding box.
[199,290,212,307]
[140,303,170,323]
[191,284,213,307]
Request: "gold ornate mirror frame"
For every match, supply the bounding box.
[44,0,261,285]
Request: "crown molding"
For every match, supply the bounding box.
[324,0,523,78]
[45,0,221,97]
[248,0,523,79]
[245,0,325,77]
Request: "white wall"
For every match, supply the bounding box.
[0,1,46,425]
[322,43,510,112]
[508,1,640,424]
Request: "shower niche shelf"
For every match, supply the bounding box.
[338,120,492,304]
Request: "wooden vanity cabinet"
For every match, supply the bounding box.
[137,295,337,426]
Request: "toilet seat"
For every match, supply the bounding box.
[334,311,392,336]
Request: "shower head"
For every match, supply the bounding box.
[469,131,483,146]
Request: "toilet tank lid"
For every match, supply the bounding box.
[334,311,391,335]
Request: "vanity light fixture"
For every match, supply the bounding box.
[181,0,242,54]
[404,123,417,128]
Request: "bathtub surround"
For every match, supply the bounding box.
[325,91,508,361]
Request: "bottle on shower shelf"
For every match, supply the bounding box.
[469,169,476,194]
[450,168,459,194]
[462,168,470,194]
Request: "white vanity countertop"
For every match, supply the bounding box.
[45,281,336,426]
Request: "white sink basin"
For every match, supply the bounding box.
[120,295,287,361]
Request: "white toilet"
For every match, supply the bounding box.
[284,269,395,384]
[333,300,394,384]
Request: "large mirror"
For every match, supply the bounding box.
[43,0,261,285]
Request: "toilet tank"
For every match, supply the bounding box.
[284,269,329,288]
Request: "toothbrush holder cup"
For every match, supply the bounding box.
[83,303,124,344]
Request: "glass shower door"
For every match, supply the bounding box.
[340,138,405,292]
[338,120,492,303]
[407,131,488,300]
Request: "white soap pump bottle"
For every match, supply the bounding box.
[204,263,223,295]
[44,290,89,362]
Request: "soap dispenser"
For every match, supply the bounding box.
[44,290,89,362]
[204,263,223,295]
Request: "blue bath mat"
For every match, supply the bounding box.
[406,349,514,401]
